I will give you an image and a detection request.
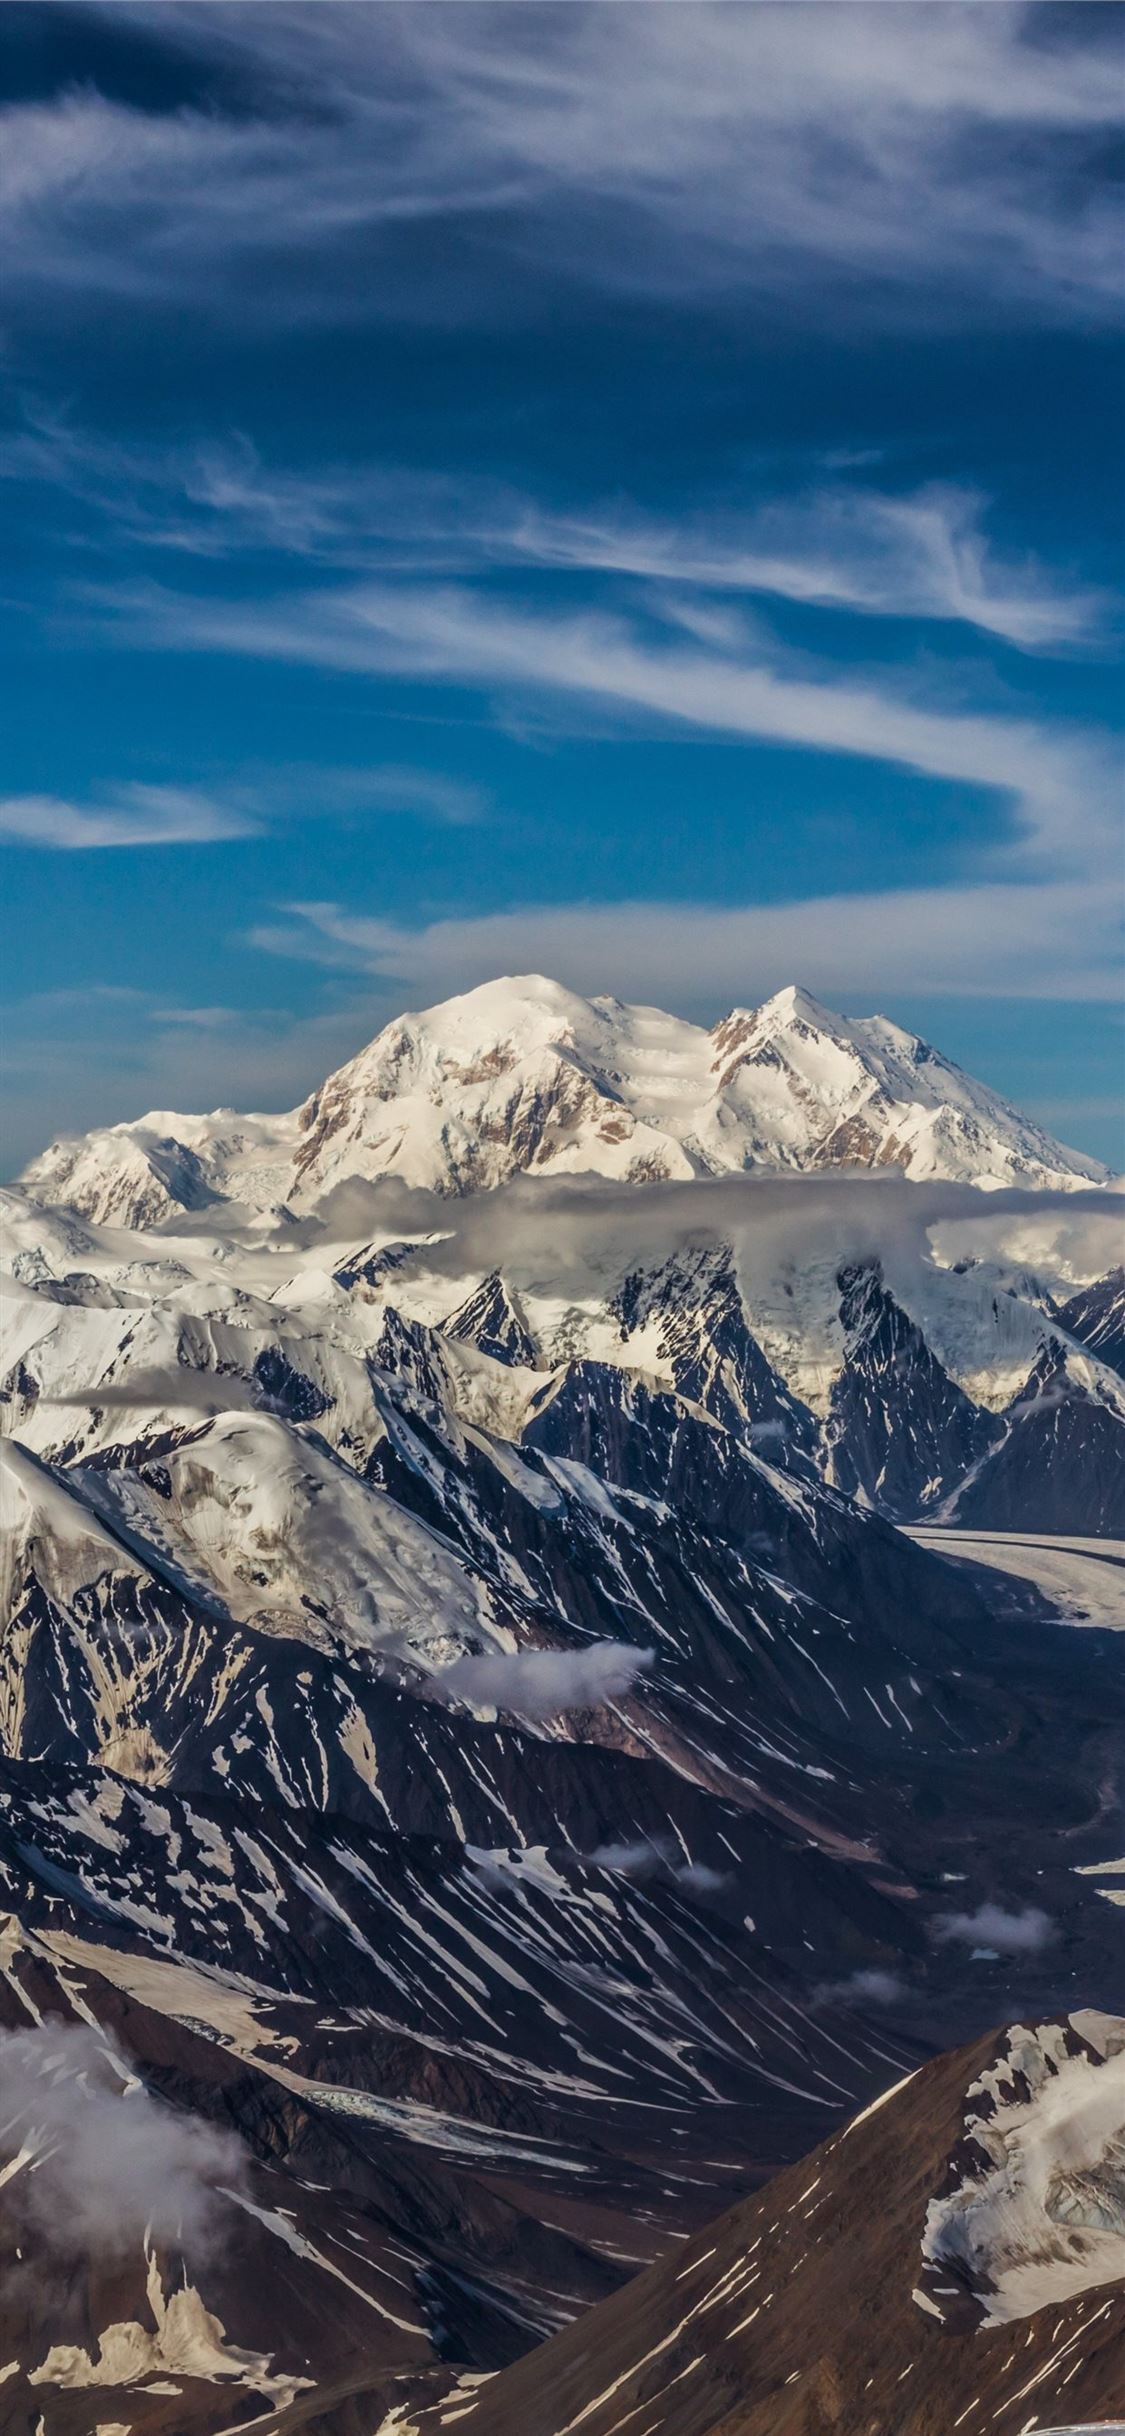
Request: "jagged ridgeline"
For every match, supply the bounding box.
[0,973,1122,2428]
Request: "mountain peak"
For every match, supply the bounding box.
[414,971,603,1037]
[747,981,842,1029]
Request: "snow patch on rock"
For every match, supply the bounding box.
[917,2012,1125,2328]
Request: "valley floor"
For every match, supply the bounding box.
[905,1526,1125,1631]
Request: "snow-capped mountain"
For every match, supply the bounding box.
[2,972,1122,2427]
[11,972,1120,1529]
[19,975,1107,1227]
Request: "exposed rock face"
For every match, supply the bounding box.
[1057,1266,1125,1379]
[612,1246,818,1466]
[444,1271,540,1367]
[950,1343,1125,1535]
[824,1259,1000,1518]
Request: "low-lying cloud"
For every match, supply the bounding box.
[933,1902,1054,1955]
[290,1169,1122,1305]
[45,1364,262,1417]
[587,1837,729,1899]
[0,2020,247,2258]
[436,1640,653,1720]
[814,1965,906,2008]
[45,1356,329,1424]
[589,1837,671,1878]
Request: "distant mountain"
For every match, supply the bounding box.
[421,2011,1125,2436]
[11,972,1121,1535]
[20,974,1107,1226]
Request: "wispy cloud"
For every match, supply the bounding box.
[0,783,257,850]
[31,550,1113,1006]
[508,487,1109,653]
[2,5,1120,326]
[328,765,487,826]
[6,409,1107,656]
[249,876,1121,1009]
[108,575,1117,877]
[78,564,1113,1010]
[0,763,486,851]
[1,413,468,570]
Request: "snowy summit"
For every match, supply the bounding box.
[19,975,1107,1229]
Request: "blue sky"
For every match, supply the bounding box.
[1,0,1122,1173]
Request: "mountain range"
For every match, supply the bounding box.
[0,974,1122,2430]
[19,977,1110,1223]
[8,977,1124,1542]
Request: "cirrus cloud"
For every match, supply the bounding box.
[0,783,258,851]
[4,410,1106,657]
[100,575,1119,880]
[508,486,1110,655]
[2,5,1120,328]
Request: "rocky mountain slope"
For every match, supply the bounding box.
[0,1405,1121,2430]
[410,2012,1125,2436]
